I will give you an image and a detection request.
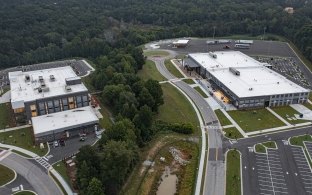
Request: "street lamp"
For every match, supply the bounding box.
[263,27,266,40]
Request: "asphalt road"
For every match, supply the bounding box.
[150,55,225,195]
[0,153,62,195]
[0,172,34,195]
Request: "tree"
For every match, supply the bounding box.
[133,105,153,142]
[86,177,105,195]
[145,79,164,111]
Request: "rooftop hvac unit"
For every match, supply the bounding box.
[65,77,82,85]
[40,82,46,88]
[38,87,42,93]
[65,85,72,92]
[42,87,49,92]
[249,88,253,91]
[50,75,55,81]
[25,75,30,82]
[39,76,44,82]
[229,67,240,76]
[209,52,217,59]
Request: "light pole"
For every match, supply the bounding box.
[263,27,266,40]
[213,26,216,41]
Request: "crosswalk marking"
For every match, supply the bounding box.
[35,157,51,169]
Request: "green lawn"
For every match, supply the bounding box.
[182,79,196,85]
[164,59,184,78]
[226,150,241,195]
[138,60,166,81]
[272,106,308,124]
[53,161,73,189]
[0,87,9,96]
[304,103,312,111]
[13,191,36,195]
[223,127,243,140]
[0,164,15,186]
[0,103,12,129]
[262,141,277,149]
[290,135,312,147]
[157,83,200,134]
[143,50,169,57]
[215,109,232,126]
[0,128,47,156]
[227,109,285,132]
[255,144,266,153]
[193,86,208,98]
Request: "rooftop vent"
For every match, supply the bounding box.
[25,75,30,82]
[50,75,55,81]
[38,88,42,93]
[209,52,217,59]
[65,85,72,92]
[249,88,253,91]
[42,87,49,92]
[39,76,44,82]
[229,67,240,76]
[40,82,46,88]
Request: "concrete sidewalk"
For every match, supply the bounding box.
[0,90,10,104]
[266,107,292,126]
[0,125,31,133]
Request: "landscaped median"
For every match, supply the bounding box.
[290,134,312,147]
[0,164,15,186]
[226,149,241,195]
[255,141,277,153]
[164,59,184,78]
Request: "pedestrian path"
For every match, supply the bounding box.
[0,125,31,133]
[0,90,10,104]
[266,107,292,126]
[220,109,248,138]
[35,157,51,170]
[170,59,187,78]
[222,124,235,129]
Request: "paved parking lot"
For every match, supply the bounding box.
[0,59,92,87]
[291,145,312,194]
[255,149,288,195]
[254,56,310,88]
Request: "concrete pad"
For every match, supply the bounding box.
[0,90,10,104]
[206,97,221,111]
[291,104,312,120]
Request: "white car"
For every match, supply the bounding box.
[53,140,59,147]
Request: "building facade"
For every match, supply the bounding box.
[185,51,310,109]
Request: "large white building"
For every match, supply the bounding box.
[185,51,309,109]
[9,66,98,142]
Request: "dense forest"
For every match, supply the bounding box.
[1,0,312,194]
[0,0,311,68]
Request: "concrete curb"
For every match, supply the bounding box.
[12,190,38,195]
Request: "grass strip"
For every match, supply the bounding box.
[226,150,241,195]
[194,86,208,98]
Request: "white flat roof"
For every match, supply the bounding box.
[32,106,99,136]
[210,66,309,98]
[9,66,88,105]
[188,51,263,70]
[173,39,189,44]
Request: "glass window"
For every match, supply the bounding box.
[82,95,88,102]
[62,98,68,105]
[76,96,82,103]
